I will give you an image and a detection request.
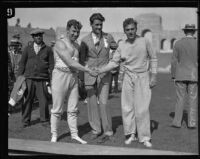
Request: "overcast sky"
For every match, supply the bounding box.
[8,8,198,32]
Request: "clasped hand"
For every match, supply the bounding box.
[88,67,100,77]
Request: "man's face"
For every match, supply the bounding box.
[32,33,43,45]
[91,19,103,35]
[124,23,137,40]
[9,45,18,53]
[67,25,80,42]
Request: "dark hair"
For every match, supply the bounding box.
[66,19,82,30]
[89,13,105,24]
[183,29,195,35]
[123,18,137,30]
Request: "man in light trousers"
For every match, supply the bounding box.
[79,13,118,143]
[50,19,95,144]
[171,24,198,129]
[97,18,157,147]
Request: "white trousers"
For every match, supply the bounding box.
[51,69,79,138]
[121,71,151,142]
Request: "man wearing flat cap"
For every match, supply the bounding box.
[79,13,118,143]
[171,24,198,129]
[17,28,54,128]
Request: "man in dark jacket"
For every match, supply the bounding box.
[17,28,54,127]
[171,24,198,129]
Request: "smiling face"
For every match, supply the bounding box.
[124,23,137,41]
[67,25,80,42]
[91,19,103,36]
[32,33,43,45]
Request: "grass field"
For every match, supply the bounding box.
[8,73,198,154]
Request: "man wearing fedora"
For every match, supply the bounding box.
[171,24,198,129]
[17,28,54,128]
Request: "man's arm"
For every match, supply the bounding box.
[98,47,121,73]
[17,46,28,77]
[171,44,178,80]
[146,39,158,88]
[48,47,54,81]
[54,39,91,73]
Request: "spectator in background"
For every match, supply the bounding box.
[17,28,54,128]
[8,36,22,80]
[79,13,118,143]
[171,24,198,129]
[97,18,157,147]
[8,45,15,117]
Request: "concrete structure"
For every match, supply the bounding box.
[8,26,56,49]
[55,13,197,53]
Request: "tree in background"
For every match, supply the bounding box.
[15,18,21,27]
[27,23,32,28]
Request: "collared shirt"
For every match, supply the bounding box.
[91,32,108,49]
[33,42,41,54]
[111,36,157,74]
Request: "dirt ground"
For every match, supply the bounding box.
[8,73,198,153]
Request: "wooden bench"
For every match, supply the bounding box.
[8,138,196,155]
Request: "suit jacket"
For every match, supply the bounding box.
[79,32,118,85]
[171,36,197,81]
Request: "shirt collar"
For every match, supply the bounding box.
[186,35,194,38]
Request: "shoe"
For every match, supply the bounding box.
[170,124,181,128]
[125,134,137,145]
[97,135,114,144]
[188,126,196,130]
[90,133,100,140]
[22,122,30,128]
[143,140,152,148]
[41,121,50,127]
[51,136,57,142]
[71,136,87,144]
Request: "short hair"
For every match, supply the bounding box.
[123,18,138,30]
[89,13,105,24]
[183,29,195,35]
[66,19,82,31]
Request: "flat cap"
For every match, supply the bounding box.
[30,28,44,35]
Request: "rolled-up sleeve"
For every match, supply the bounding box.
[146,39,158,74]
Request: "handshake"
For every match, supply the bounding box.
[86,67,102,77]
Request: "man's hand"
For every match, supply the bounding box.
[149,73,157,88]
[85,67,99,77]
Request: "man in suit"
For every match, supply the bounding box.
[79,13,118,143]
[17,29,54,128]
[171,24,198,129]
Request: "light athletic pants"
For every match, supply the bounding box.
[121,71,151,142]
[172,81,198,127]
[85,81,113,136]
[51,69,79,138]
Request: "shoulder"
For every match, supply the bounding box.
[82,34,90,42]
[55,39,66,50]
